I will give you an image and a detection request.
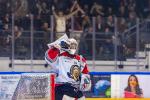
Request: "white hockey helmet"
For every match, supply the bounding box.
[67,38,78,55]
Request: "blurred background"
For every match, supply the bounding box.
[0,0,150,72]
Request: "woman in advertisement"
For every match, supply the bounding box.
[124,74,143,98]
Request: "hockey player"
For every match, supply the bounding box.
[45,35,91,100]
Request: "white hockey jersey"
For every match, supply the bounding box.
[45,47,89,85]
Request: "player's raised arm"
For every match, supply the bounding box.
[45,44,60,64]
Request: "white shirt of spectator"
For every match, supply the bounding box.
[56,17,66,32]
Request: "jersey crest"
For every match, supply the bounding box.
[67,65,81,81]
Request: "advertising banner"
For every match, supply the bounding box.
[0,75,21,100]
[0,73,52,100]
[85,74,111,98]
[111,74,150,98]
[12,73,50,100]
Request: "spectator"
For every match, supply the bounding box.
[82,15,91,32]
[14,0,29,18]
[127,12,137,28]
[34,15,42,30]
[117,17,127,33]
[41,22,51,44]
[2,14,11,24]
[90,2,104,17]
[112,31,126,61]
[52,3,82,39]
[128,0,136,12]
[96,15,105,32]
[105,15,114,32]
[67,1,85,32]
[40,2,50,22]
[14,25,22,39]
[83,4,90,16]
[1,24,10,45]
[7,25,22,43]
[105,7,114,17]
[117,4,128,18]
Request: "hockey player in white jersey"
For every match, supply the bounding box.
[45,34,91,100]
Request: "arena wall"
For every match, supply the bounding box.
[0,57,148,72]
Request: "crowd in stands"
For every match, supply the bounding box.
[0,0,150,60]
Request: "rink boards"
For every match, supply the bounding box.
[0,72,150,99]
